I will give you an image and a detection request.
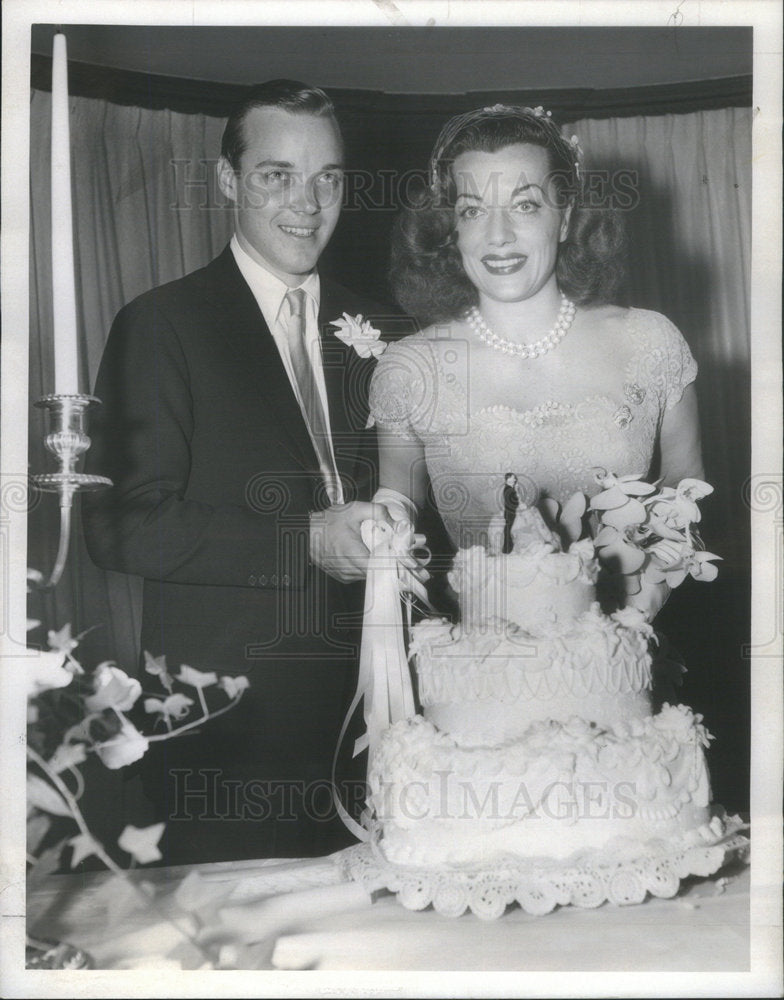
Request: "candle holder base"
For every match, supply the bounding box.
[33,472,113,493]
[31,393,112,586]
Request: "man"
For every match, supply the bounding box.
[83,80,401,865]
[502,473,520,555]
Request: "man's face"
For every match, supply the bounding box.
[218,107,344,285]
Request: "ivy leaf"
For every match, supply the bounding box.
[118,823,165,864]
[144,692,195,721]
[217,676,250,699]
[68,832,102,867]
[144,650,174,694]
[47,623,79,654]
[175,665,218,689]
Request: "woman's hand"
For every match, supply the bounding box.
[622,573,672,623]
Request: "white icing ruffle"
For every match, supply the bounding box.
[338,815,748,919]
[413,608,653,705]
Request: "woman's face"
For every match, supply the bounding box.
[452,143,571,305]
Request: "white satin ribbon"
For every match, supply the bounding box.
[332,519,432,841]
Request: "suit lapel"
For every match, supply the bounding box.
[200,250,376,498]
[318,280,374,492]
[202,249,319,473]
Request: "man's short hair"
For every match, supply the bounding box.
[221,79,339,169]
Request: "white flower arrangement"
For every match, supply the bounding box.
[25,581,250,968]
[329,313,387,358]
[536,471,720,624]
[589,471,721,589]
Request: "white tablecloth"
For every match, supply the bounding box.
[26,854,751,971]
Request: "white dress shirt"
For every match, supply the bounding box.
[230,235,343,503]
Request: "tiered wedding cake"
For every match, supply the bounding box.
[340,477,747,918]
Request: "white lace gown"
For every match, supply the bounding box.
[369,307,697,548]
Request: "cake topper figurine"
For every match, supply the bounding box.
[502,473,520,554]
[489,474,559,555]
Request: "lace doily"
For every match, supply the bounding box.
[336,816,749,920]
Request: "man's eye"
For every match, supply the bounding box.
[262,170,289,185]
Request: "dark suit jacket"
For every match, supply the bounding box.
[82,246,405,863]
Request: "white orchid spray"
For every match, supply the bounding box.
[588,470,721,598]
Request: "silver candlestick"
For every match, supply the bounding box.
[32,393,112,588]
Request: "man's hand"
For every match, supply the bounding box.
[309,502,394,582]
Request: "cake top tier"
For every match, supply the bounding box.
[448,528,599,633]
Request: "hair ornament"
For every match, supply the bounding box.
[569,135,584,180]
[429,103,582,192]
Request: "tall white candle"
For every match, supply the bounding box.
[51,33,79,395]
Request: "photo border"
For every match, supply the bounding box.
[2,1,781,997]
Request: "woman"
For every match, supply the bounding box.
[370,104,704,621]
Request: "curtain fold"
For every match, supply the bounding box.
[563,108,751,571]
[27,90,751,805]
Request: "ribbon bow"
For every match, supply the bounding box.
[332,518,432,840]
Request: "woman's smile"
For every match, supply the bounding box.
[481,253,527,275]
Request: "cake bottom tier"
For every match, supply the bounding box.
[369,707,722,868]
[338,820,749,919]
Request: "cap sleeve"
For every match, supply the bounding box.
[659,315,698,412]
[369,336,436,440]
[630,310,698,414]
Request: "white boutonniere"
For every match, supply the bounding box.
[330,313,387,359]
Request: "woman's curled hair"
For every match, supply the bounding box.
[390,105,628,325]
[390,191,628,326]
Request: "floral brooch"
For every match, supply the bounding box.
[330,313,387,359]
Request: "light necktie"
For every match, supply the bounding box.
[285,288,341,503]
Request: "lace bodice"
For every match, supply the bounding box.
[370,308,697,548]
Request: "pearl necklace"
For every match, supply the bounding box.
[466,295,576,359]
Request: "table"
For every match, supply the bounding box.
[26,853,751,971]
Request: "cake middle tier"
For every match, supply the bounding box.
[410,606,654,745]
